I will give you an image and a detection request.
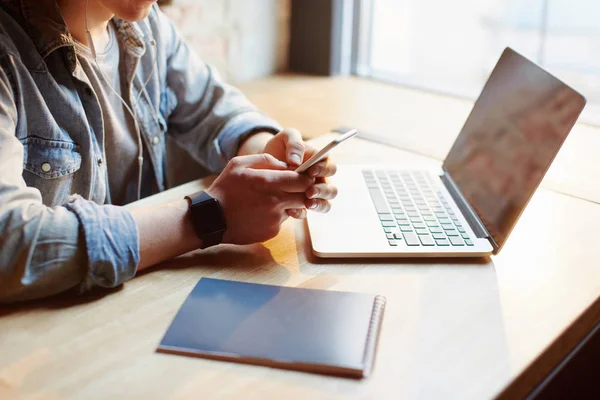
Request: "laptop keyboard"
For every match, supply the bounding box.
[362,170,474,247]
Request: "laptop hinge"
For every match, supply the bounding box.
[440,171,499,252]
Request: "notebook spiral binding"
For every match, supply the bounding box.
[361,295,387,378]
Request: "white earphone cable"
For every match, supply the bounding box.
[85,0,158,201]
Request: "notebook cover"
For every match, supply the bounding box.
[157,278,386,378]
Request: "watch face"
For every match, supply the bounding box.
[197,199,225,235]
[188,193,227,239]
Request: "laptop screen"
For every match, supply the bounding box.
[442,48,586,252]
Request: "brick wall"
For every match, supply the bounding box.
[159,0,291,83]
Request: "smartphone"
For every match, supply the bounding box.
[295,129,358,173]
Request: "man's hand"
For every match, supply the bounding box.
[207,153,314,245]
[261,128,338,219]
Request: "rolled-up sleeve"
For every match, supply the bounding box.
[0,57,140,303]
[66,197,139,292]
[152,6,282,173]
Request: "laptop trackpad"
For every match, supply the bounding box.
[307,165,386,255]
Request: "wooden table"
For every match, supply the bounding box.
[1,76,599,400]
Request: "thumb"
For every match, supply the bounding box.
[233,153,289,170]
[281,128,305,166]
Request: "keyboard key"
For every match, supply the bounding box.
[426,221,439,227]
[384,227,393,233]
[397,220,411,226]
[403,232,420,246]
[446,230,459,236]
[465,239,474,246]
[407,212,419,218]
[435,238,450,246]
[435,212,447,218]
[432,232,446,240]
[379,214,394,221]
[461,233,470,239]
[429,227,443,233]
[419,235,435,246]
[368,189,389,213]
[413,222,426,229]
[391,208,403,213]
[438,217,451,224]
[441,223,454,230]
[423,215,436,221]
[415,228,429,235]
[388,240,398,246]
[381,221,396,227]
[393,232,404,240]
[449,236,464,246]
[457,227,466,233]
[386,233,394,239]
[400,226,413,232]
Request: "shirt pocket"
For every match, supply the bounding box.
[21,137,82,206]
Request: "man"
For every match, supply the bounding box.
[0,0,338,302]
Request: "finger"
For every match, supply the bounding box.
[286,208,307,220]
[281,128,305,166]
[307,159,337,178]
[305,198,332,213]
[306,182,338,200]
[235,153,288,170]
[256,170,315,192]
[279,193,310,209]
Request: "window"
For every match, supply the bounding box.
[354,0,600,125]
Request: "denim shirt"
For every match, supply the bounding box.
[0,0,281,302]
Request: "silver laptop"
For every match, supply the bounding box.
[307,48,586,258]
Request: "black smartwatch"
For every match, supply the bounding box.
[184,191,227,248]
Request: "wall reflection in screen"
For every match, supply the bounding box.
[443,49,586,249]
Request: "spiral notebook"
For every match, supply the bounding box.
[157,278,386,378]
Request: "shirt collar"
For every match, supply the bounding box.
[5,0,71,59]
[1,0,147,66]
